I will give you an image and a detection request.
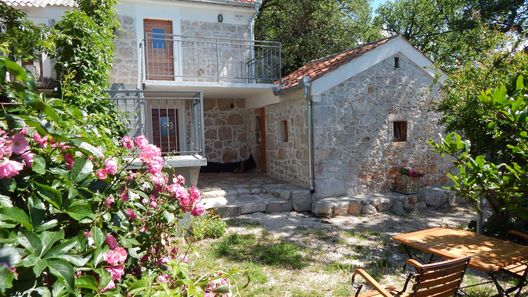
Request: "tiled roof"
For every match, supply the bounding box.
[279,35,398,90]
[3,0,77,7]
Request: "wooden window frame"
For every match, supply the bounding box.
[393,121,407,142]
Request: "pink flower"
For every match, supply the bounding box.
[103,247,127,266]
[33,132,47,148]
[104,158,118,175]
[150,200,158,209]
[157,274,170,283]
[178,254,189,263]
[175,175,185,185]
[191,202,206,216]
[139,144,161,162]
[0,159,24,179]
[189,186,200,202]
[106,196,115,208]
[58,143,70,151]
[105,234,119,250]
[0,136,12,159]
[96,168,108,180]
[12,133,29,155]
[147,157,164,175]
[125,208,137,221]
[121,136,135,149]
[127,172,137,181]
[101,279,115,292]
[21,151,34,167]
[84,230,91,238]
[120,189,129,202]
[150,173,167,186]
[135,135,149,149]
[105,264,125,281]
[206,278,231,297]
[64,153,74,170]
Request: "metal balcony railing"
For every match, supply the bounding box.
[141,33,281,83]
[104,90,205,155]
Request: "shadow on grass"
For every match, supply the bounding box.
[212,233,309,269]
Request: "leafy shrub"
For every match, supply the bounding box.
[191,213,227,241]
[0,58,237,296]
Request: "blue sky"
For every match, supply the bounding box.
[371,0,389,11]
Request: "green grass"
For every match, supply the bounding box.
[212,233,308,269]
[225,218,263,228]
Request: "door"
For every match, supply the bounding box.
[144,19,174,80]
[257,108,267,172]
[151,109,179,153]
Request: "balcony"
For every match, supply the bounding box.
[106,90,205,157]
[141,33,281,85]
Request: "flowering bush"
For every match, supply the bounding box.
[0,58,236,295]
[399,167,424,178]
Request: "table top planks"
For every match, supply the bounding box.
[392,227,528,273]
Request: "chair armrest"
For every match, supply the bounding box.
[405,258,424,270]
[352,269,393,297]
[509,230,528,241]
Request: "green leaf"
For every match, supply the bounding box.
[34,259,48,276]
[69,158,93,183]
[40,231,64,257]
[0,246,21,267]
[46,239,77,258]
[75,275,98,291]
[91,226,104,248]
[35,219,59,232]
[516,75,524,90]
[34,182,63,210]
[51,254,89,267]
[0,194,13,208]
[19,231,43,255]
[0,265,14,292]
[48,259,74,290]
[32,155,46,174]
[0,207,32,231]
[65,202,94,221]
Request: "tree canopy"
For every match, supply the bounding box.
[255,0,381,75]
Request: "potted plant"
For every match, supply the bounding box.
[393,167,424,194]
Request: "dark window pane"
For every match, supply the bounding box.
[152,28,165,49]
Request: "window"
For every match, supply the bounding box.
[393,121,407,142]
[160,116,169,137]
[279,120,289,143]
[394,56,400,69]
[152,28,165,49]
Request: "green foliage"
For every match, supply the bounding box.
[431,76,528,234]
[52,0,126,137]
[190,213,227,241]
[255,0,381,75]
[0,58,238,295]
[437,51,528,157]
[375,0,516,70]
[0,2,51,61]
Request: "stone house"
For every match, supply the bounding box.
[8,1,451,204]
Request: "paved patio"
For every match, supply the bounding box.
[198,173,312,217]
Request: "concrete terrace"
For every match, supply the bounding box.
[198,173,312,217]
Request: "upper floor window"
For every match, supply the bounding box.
[152,28,165,49]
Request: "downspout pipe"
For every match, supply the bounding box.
[301,76,316,194]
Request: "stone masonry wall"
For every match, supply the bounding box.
[203,99,250,163]
[313,54,451,199]
[265,98,309,186]
[180,20,250,82]
[110,15,138,85]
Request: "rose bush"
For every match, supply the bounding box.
[0,58,238,296]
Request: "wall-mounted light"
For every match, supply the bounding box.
[217,14,223,23]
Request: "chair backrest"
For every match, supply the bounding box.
[411,256,471,297]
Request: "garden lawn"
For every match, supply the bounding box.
[192,207,526,297]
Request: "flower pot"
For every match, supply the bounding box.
[393,174,423,194]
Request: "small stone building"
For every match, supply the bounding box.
[267,35,451,200]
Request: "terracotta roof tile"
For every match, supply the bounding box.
[3,0,77,7]
[279,35,398,91]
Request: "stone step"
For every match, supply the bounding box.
[312,187,457,217]
[202,194,295,218]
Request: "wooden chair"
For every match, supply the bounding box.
[351,256,471,297]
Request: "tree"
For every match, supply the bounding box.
[375,0,527,70]
[431,76,528,234]
[255,0,381,75]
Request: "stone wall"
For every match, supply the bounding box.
[313,54,451,199]
[265,98,309,186]
[203,98,250,163]
[110,15,138,85]
[180,20,250,82]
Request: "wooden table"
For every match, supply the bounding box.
[392,227,528,297]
